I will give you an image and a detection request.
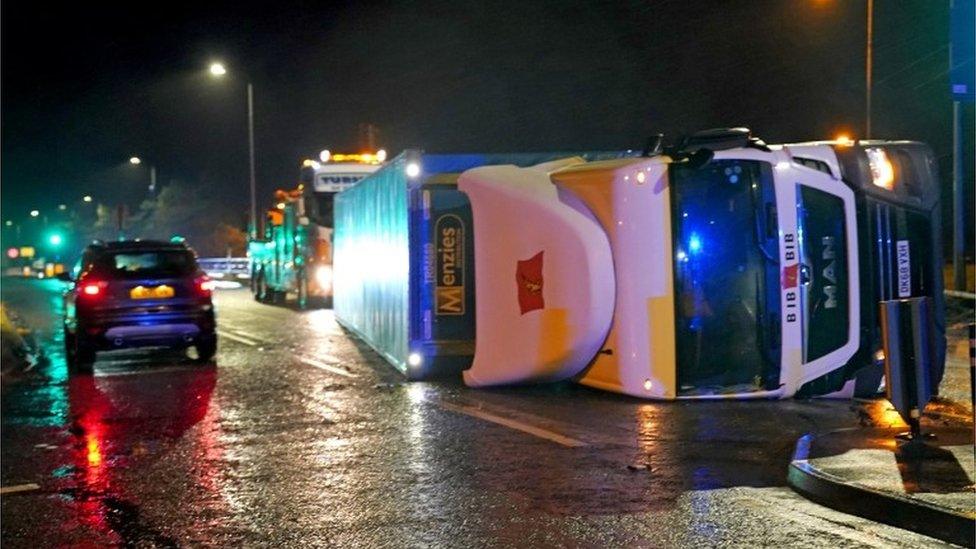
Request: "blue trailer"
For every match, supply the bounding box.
[333,150,633,379]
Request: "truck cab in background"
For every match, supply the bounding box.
[249,150,386,308]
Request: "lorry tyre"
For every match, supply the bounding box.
[271,288,285,305]
[256,273,269,303]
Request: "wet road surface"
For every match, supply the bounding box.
[1,277,959,547]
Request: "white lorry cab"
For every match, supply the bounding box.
[460,129,946,399]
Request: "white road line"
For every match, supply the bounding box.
[217,330,260,346]
[94,366,194,378]
[436,401,588,448]
[0,483,40,495]
[299,356,357,378]
[224,328,270,343]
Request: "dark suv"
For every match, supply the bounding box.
[61,240,217,372]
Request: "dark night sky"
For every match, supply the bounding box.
[2,0,971,230]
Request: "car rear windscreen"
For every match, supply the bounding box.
[94,250,197,279]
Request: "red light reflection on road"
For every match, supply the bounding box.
[61,365,219,542]
[86,432,103,467]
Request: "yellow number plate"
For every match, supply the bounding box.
[130,285,175,299]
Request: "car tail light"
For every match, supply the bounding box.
[195,275,214,296]
[80,280,108,298]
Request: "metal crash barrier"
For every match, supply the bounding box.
[879,297,937,440]
[197,257,250,289]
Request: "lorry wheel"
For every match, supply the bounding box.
[271,289,285,305]
[255,274,269,303]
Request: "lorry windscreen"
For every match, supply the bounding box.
[310,192,336,227]
[670,159,781,394]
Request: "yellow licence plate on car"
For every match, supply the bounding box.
[130,285,175,299]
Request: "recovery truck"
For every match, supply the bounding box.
[249,150,385,308]
[334,130,945,399]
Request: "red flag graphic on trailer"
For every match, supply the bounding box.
[516,251,545,315]
[782,263,799,289]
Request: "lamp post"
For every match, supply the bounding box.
[209,62,257,238]
[129,156,157,194]
[815,0,874,138]
[865,0,873,139]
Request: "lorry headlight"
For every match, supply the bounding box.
[866,148,894,190]
[315,265,333,288]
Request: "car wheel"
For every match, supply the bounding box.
[66,329,95,374]
[195,333,217,363]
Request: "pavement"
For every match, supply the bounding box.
[787,297,976,547]
[1,277,973,547]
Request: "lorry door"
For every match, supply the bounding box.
[784,162,861,391]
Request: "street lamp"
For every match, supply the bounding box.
[209,62,257,238]
[83,195,93,203]
[129,156,157,194]
[29,210,39,218]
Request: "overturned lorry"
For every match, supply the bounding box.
[333,130,946,399]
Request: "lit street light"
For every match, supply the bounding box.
[29,210,39,217]
[210,61,257,238]
[83,195,93,203]
[129,156,157,194]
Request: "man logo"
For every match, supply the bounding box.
[435,214,465,315]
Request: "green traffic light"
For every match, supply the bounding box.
[48,233,63,246]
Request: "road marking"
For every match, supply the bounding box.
[224,327,269,343]
[94,366,195,378]
[436,400,587,448]
[0,483,40,495]
[217,330,260,346]
[299,356,357,378]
